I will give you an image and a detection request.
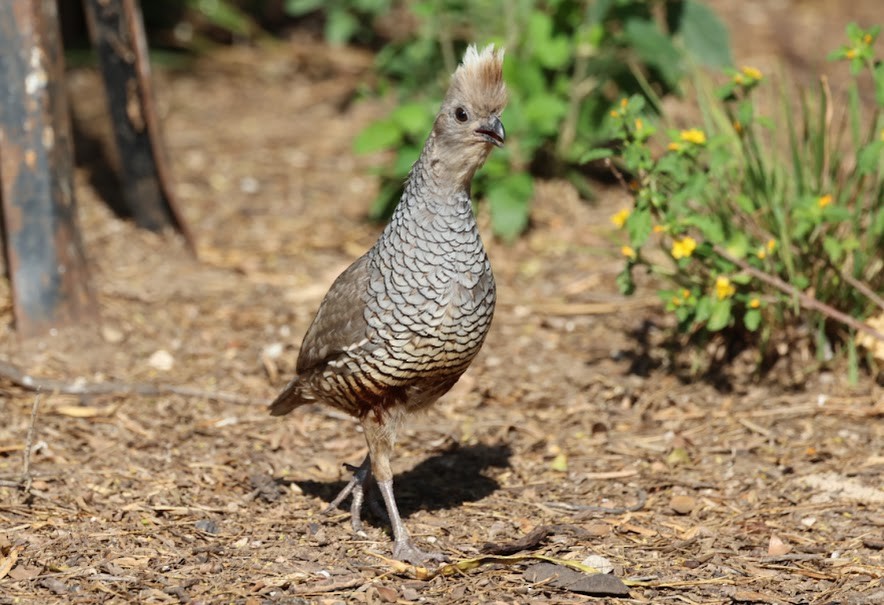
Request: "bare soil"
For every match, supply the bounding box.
[1,4,882,604]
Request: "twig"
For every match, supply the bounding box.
[0,359,261,405]
[839,269,884,311]
[546,488,648,517]
[22,393,40,492]
[713,245,884,343]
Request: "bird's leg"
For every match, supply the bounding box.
[323,454,372,533]
[362,411,448,565]
[376,478,448,564]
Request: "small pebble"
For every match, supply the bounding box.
[670,494,696,515]
[195,519,219,534]
[101,325,125,344]
[148,349,175,371]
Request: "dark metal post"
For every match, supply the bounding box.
[0,0,98,338]
[82,0,194,247]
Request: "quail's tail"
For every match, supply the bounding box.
[268,379,311,416]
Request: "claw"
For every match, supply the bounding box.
[392,539,449,565]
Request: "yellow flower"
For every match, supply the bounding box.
[741,66,763,81]
[756,248,766,260]
[634,118,643,131]
[732,73,744,85]
[679,128,707,145]
[611,208,631,229]
[715,276,736,300]
[733,120,743,134]
[681,289,691,299]
[748,297,761,309]
[671,296,682,307]
[621,246,637,260]
[620,98,628,108]
[671,236,697,259]
[767,239,777,252]
[668,141,682,152]
[818,194,833,208]
[610,109,619,118]
[863,34,873,45]
[846,48,857,59]
[653,224,667,233]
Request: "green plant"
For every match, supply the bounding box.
[284,0,392,45]
[354,0,733,240]
[605,24,884,374]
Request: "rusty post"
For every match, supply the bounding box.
[0,0,98,338]
[83,0,195,248]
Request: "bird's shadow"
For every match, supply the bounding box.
[292,441,512,522]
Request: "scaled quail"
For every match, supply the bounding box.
[270,44,507,564]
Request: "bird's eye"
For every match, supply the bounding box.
[454,107,469,123]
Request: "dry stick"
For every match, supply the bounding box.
[840,270,884,311]
[0,359,260,405]
[713,245,884,343]
[22,393,40,492]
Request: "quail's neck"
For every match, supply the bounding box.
[413,131,489,198]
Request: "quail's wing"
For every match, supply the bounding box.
[295,254,373,375]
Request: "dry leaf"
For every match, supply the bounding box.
[767,534,792,556]
[856,312,884,368]
[524,562,630,596]
[52,405,118,418]
[0,546,22,580]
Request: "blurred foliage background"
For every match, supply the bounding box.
[58,1,882,373]
[60,0,733,240]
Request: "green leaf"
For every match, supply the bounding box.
[353,119,401,154]
[683,215,725,244]
[487,173,534,241]
[823,235,844,263]
[523,94,568,136]
[391,102,431,137]
[857,141,884,175]
[679,0,733,67]
[616,266,635,295]
[284,0,324,16]
[725,231,750,259]
[707,298,733,331]
[579,148,614,163]
[735,194,756,214]
[626,207,653,247]
[325,9,359,45]
[744,308,761,332]
[196,0,252,36]
[623,19,683,87]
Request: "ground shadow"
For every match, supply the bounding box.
[293,441,512,523]
[70,108,132,221]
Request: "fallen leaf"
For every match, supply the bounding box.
[666,447,691,466]
[767,534,792,556]
[375,585,399,602]
[581,554,614,574]
[0,546,22,580]
[482,525,552,555]
[524,562,630,596]
[550,452,568,472]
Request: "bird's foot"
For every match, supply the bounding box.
[392,539,449,566]
[323,457,387,534]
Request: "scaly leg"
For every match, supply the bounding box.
[376,478,448,564]
[323,455,372,533]
[361,410,448,565]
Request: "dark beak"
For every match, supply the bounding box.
[476,116,505,147]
